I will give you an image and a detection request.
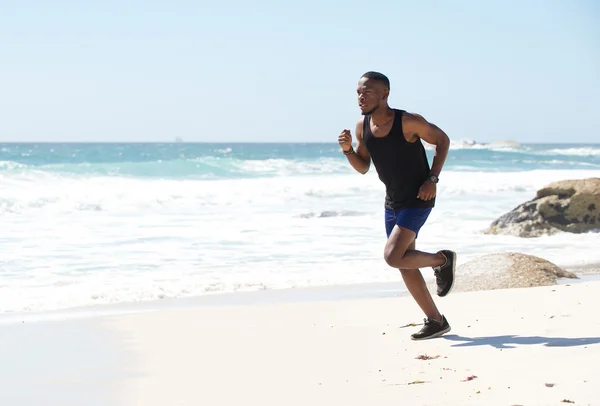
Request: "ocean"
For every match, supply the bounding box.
[1,141,600,316]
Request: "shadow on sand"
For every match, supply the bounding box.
[442,334,600,349]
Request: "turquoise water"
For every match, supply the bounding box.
[2,142,599,178]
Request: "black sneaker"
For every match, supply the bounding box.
[433,250,456,297]
[411,315,451,340]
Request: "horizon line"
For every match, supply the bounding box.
[1,140,599,145]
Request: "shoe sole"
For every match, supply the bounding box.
[411,325,452,341]
[438,250,456,297]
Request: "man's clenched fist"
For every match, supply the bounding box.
[338,129,352,152]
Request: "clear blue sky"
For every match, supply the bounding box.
[1,0,598,143]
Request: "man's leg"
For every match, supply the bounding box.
[386,226,452,340]
[399,239,442,321]
[384,217,456,298]
[384,225,445,269]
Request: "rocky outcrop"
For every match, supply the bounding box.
[427,252,578,293]
[486,178,600,237]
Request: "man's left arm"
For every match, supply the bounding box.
[403,112,451,200]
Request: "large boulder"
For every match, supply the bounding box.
[427,252,578,293]
[485,178,600,237]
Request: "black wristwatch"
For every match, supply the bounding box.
[428,174,439,184]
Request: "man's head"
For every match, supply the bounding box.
[357,71,390,115]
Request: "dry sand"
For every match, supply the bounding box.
[104,281,600,406]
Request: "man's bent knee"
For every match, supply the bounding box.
[383,226,415,268]
[384,245,405,267]
[384,244,415,268]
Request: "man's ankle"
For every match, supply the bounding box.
[435,252,447,267]
[429,313,443,323]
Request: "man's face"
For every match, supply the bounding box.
[356,77,388,115]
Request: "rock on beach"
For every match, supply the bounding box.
[428,252,578,294]
[485,178,600,238]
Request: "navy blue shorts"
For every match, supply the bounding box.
[385,207,432,239]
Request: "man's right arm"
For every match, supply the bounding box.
[345,118,371,174]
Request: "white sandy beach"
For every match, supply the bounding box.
[2,280,599,406]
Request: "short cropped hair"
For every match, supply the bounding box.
[361,71,390,89]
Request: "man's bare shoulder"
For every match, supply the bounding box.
[401,111,429,126]
[401,111,449,145]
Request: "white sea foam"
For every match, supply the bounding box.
[0,160,26,170]
[541,147,600,157]
[1,167,599,315]
[424,141,600,158]
[423,139,524,151]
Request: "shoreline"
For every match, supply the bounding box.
[0,281,411,325]
[2,265,600,326]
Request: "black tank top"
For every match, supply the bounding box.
[363,109,435,210]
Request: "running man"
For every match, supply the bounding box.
[338,71,456,340]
